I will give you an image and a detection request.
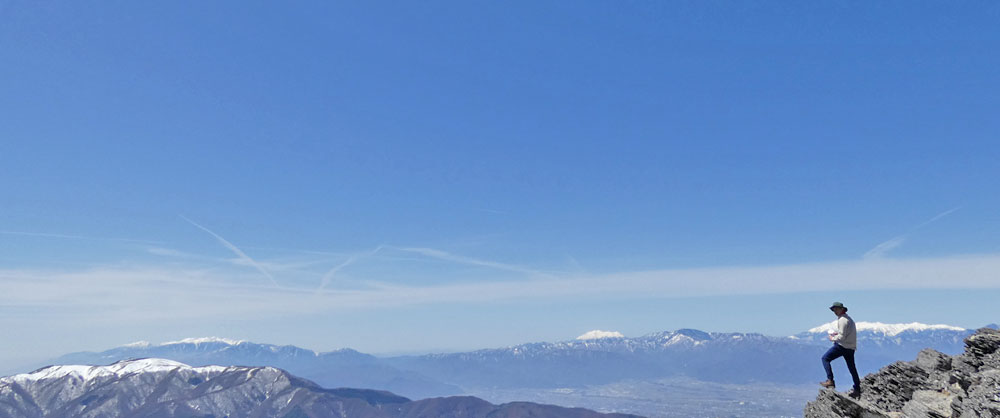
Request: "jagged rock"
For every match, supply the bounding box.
[916,349,953,373]
[860,361,934,412]
[957,369,1000,418]
[805,328,1000,418]
[964,328,1000,358]
[961,328,1000,371]
[901,390,956,417]
[803,389,892,418]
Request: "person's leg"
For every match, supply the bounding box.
[822,345,845,383]
[844,348,861,391]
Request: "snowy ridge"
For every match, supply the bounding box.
[2,358,230,385]
[119,337,317,355]
[161,337,246,346]
[806,321,967,336]
[576,330,625,340]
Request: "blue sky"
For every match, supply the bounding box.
[1,2,999,367]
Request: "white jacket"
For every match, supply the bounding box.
[831,313,857,350]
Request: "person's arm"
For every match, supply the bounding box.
[830,317,846,342]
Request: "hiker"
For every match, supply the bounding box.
[820,302,862,398]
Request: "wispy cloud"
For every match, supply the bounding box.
[318,245,384,291]
[913,206,962,230]
[863,237,907,260]
[0,230,162,245]
[178,216,279,287]
[148,246,333,277]
[391,246,553,278]
[864,206,963,260]
[3,253,1000,325]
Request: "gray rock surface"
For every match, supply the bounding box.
[805,327,1000,418]
[803,389,892,418]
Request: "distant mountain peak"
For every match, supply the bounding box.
[673,328,712,340]
[806,321,966,336]
[576,330,625,340]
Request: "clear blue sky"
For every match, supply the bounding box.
[1,2,999,367]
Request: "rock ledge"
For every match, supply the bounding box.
[805,327,1000,418]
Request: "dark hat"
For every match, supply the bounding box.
[829,302,846,311]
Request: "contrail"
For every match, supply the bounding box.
[863,237,907,260]
[912,206,962,231]
[392,246,553,278]
[0,230,163,245]
[178,215,279,287]
[317,245,384,291]
[864,206,963,260]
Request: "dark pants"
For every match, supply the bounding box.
[822,344,861,390]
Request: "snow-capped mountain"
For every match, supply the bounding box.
[51,337,459,399]
[383,329,820,388]
[576,330,625,340]
[386,323,992,389]
[0,359,635,418]
[805,321,967,336]
[792,321,973,359]
[3,358,224,386]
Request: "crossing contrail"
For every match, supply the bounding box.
[179,215,279,287]
[392,246,553,278]
[318,245,384,291]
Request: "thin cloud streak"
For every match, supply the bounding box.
[391,246,554,278]
[864,206,963,259]
[149,246,333,276]
[179,215,279,287]
[913,206,962,230]
[864,236,907,260]
[0,230,163,245]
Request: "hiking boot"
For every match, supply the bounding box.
[819,380,835,388]
[848,388,862,399]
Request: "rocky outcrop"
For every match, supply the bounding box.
[805,327,1000,418]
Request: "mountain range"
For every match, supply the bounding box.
[45,323,986,391]
[13,322,995,417]
[52,337,458,399]
[0,358,639,418]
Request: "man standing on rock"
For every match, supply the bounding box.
[820,302,862,398]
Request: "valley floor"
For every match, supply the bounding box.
[469,378,818,418]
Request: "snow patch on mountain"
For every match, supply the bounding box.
[159,337,246,346]
[2,359,230,385]
[662,333,700,346]
[806,321,966,336]
[576,330,625,340]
